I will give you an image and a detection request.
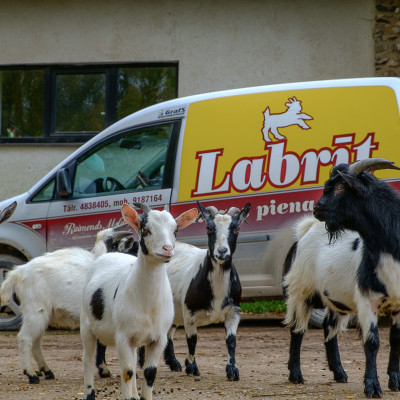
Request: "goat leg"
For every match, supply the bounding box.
[141,337,167,400]
[164,328,182,372]
[363,323,382,398]
[225,333,239,380]
[185,333,200,376]
[225,310,240,380]
[96,340,110,378]
[31,336,55,380]
[387,318,400,391]
[323,313,348,383]
[288,328,304,384]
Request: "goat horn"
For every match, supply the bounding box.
[227,207,241,216]
[348,158,400,176]
[113,223,129,231]
[205,206,219,217]
[132,202,152,213]
[112,231,133,241]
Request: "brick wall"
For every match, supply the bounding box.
[376,0,400,76]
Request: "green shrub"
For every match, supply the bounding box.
[240,300,286,315]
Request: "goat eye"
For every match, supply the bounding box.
[334,182,345,195]
[141,228,150,236]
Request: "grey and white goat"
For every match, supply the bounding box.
[80,203,198,400]
[285,158,400,398]
[0,225,132,384]
[162,201,250,380]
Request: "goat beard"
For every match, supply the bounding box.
[214,255,233,270]
[324,222,344,245]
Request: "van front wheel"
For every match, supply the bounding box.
[0,254,23,331]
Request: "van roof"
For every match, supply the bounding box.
[27,77,400,196]
[96,76,400,138]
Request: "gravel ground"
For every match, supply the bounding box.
[0,317,397,400]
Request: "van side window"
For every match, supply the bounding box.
[72,123,173,198]
[31,179,56,202]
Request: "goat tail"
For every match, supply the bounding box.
[294,215,318,241]
[0,269,21,305]
[283,295,312,334]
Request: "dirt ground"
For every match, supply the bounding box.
[0,317,399,400]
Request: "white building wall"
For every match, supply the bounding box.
[0,0,375,201]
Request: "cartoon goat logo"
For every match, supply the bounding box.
[261,97,312,142]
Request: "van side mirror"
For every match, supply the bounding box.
[56,168,72,197]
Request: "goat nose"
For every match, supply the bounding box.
[218,246,228,255]
[163,245,174,257]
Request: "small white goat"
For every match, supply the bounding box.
[0,225,132,384]
[80,203,197,400]
[161,201,250,380]
[262,96,312,142]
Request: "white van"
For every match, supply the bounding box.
[1,77,400,329]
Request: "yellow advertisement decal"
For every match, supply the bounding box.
[179,86,400,202]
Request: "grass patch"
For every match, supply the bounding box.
[240,300,286,315]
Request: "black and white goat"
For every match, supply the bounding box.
[285,157,400,398]
[80,203,197,400]
[0,225,132,384]
[163,201,250,381]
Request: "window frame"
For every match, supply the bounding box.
[28,119,182,203]
[0,62,179,145]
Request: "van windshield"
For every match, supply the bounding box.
[72,122,173,197]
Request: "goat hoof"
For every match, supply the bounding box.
[289,372,304,385]
[98,367,111,378]
[185,359,200,376]
[364,378,382,398]
[388,371,400,391]
[40,368,55,380]
[85,389,96,400]
[334,376,348,384]
[226,364,239,381]
[333,369,348,383]
[28,374,40,384]
[44,370,55,380]
[166,358,182,372]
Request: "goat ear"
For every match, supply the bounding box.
[175,208,198,230]
[338,171,365,197]
[121,204,141,232]
[196,201,211,221]
[238,202,251,224]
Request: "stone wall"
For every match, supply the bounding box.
[376,0,400,75]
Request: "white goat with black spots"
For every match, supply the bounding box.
[80,203,198,400]
[285,157,400,398]
[162,201,250,381]
[284,217,358,386]
[0,225,132,384]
